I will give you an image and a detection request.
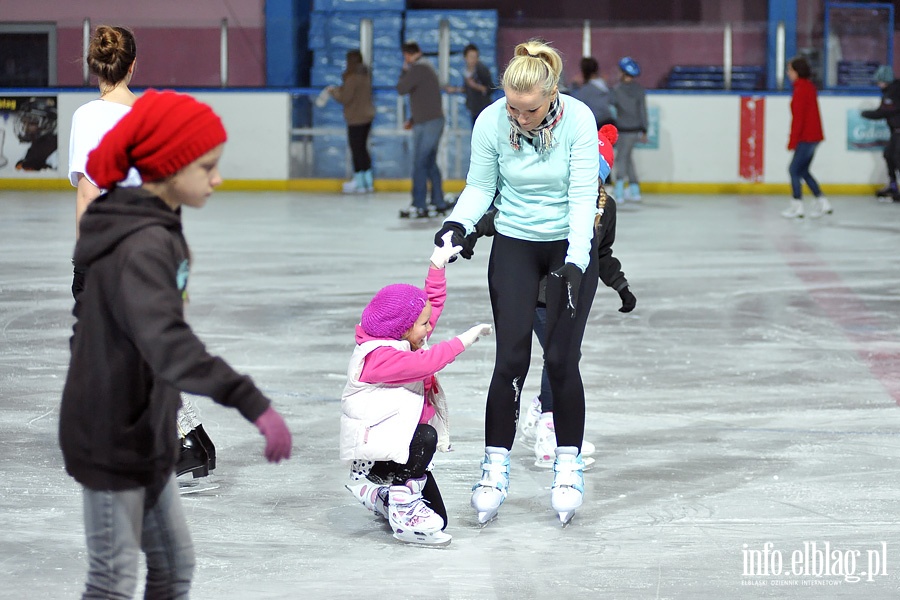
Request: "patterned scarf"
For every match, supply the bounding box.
[508,94,563,154]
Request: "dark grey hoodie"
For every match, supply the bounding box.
[60,187,270,495]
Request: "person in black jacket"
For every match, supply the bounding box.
[527,183,635,465]
[59,89,292,599]
[445,43,494,128]
[862,65,900,201]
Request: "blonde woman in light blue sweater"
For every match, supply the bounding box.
[434,39,608,527]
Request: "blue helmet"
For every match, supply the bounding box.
[618,56,640,77]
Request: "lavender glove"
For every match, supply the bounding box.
[254,406,292,463]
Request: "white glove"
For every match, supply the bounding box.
[315,87,331,107]
[430,231,463,269]
[456,323,493,349]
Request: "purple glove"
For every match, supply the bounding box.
[254,407,292,463]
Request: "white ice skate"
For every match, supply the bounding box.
[551,446,586,526]
[533,413,595,469]
[519,396,542,442]
[388,477,451,546]
[346,481,390,520]
[471,446,510,526]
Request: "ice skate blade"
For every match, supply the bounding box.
[534,456,595,469]
[178,481,220,495]
[476,510,499,527]
[557,511,576,527]
[392,529,452,547]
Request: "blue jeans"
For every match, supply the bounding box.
[532,306,554,412]
[789,142,822,199]
[81,474,194,599]
[411,117,445,210]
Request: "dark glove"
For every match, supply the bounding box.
[473,207,497,237]
[618,286,636,313]
[434,221,474,260]
[551,263,583,318]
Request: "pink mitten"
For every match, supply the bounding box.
[254,407,292,463]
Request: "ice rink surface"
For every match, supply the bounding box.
[2,190,900,599]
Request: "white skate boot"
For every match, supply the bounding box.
[533,412,596,468]
[781,199,804,219]
[519,396,542,442]
[551,446,586,526]
[388,477,451,546]
[346,481,390,520]
[471,446,510,526]
[809,196,833,218]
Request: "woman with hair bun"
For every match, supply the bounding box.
[434,39,615,526]
[67,25,218,485]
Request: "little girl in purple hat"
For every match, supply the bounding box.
[340,232,492,546]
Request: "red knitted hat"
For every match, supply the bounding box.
[87,89,227,189]
[360,284,428,340]
[598,124,618,180]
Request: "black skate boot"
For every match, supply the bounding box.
[876,182,898,200]
[176,430,210,479]
[194,424,216,471]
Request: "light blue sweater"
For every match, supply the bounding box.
[447,93,600,271]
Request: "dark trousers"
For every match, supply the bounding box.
[884,131,900,182]
[789,142,822,199]
[368,423,447,528]
[485,233,599,450]
[347,122,372,172]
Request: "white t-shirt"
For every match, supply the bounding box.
[68,99,142,188]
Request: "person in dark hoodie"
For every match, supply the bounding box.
[59,89,292,599]
[862,65,900,201]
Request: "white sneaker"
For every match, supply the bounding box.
[471,446,510,526]
[781,199,804,219]
[551,446,586,526]
[809,196,832,218]
[519,396,542,442]
[626,183,642,202]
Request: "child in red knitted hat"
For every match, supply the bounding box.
[60,89,292,598]
[340,233,492,546]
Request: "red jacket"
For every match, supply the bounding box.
[788,77,824,150]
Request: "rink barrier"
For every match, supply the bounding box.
[0,87,888,194]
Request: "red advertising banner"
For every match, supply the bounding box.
[739,96,764,182]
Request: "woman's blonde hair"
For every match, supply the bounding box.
[500,39,563,96]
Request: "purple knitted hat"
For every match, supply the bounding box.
[361,283,428,340]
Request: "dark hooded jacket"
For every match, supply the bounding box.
[861,80,900,130]
[60,187,270,494]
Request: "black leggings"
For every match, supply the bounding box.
[347,122,372,172]
[884,131,900,182]
[368,423,447,528]
[485,233,599,450]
